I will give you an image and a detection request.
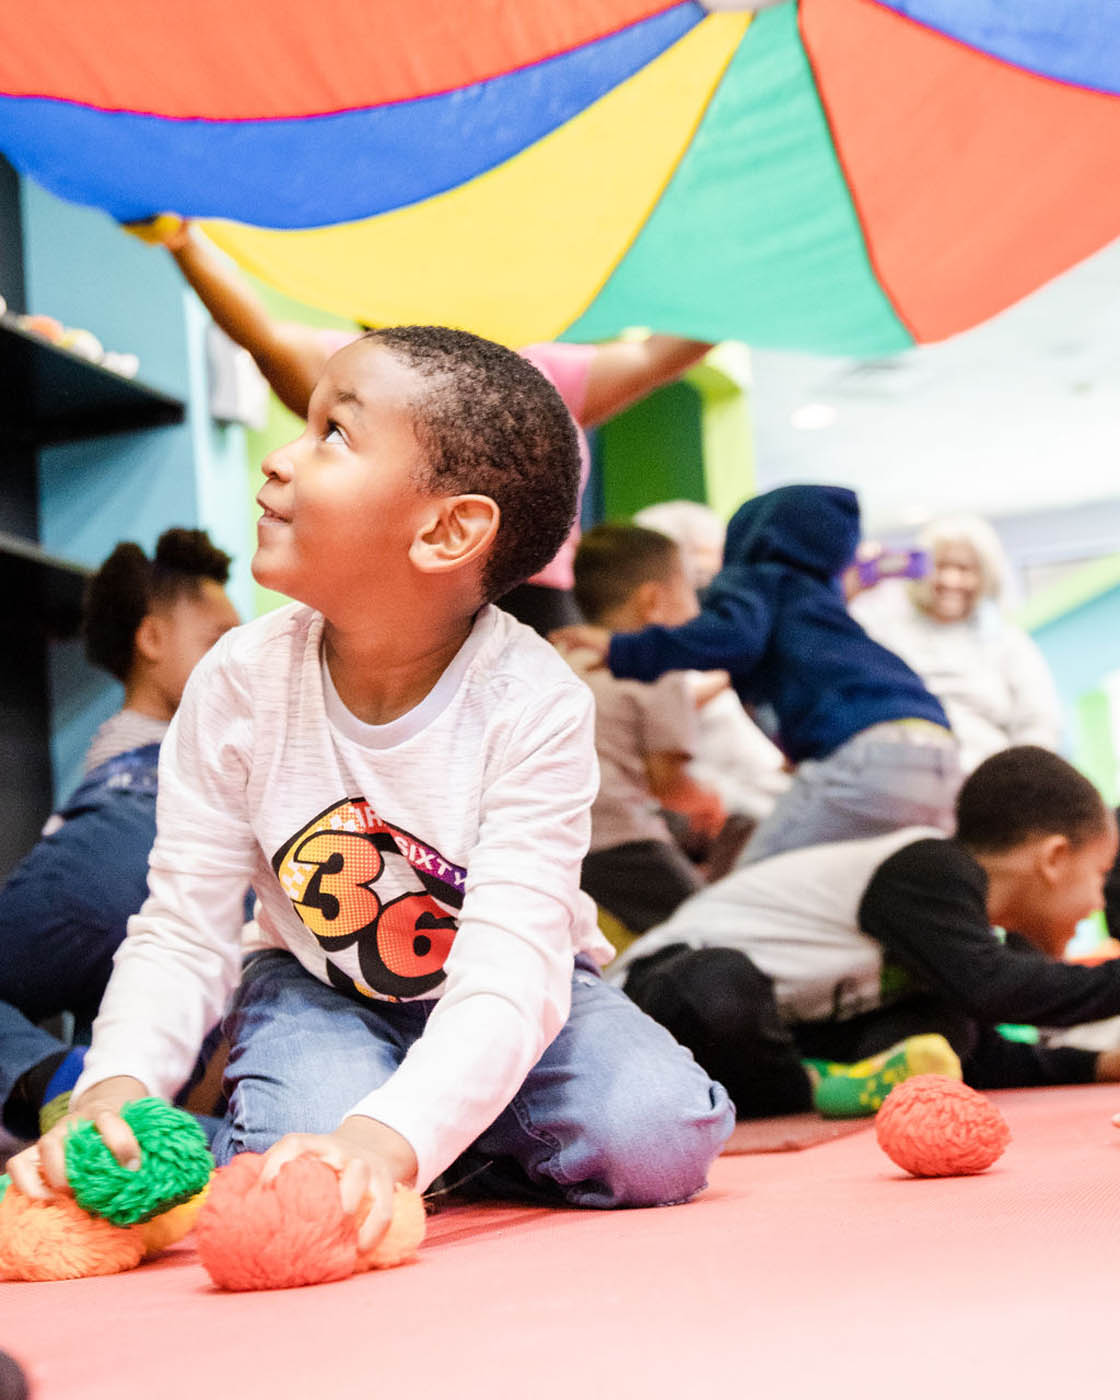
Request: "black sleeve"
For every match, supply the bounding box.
[1104,807,1120,941]
[857,838,1120,1028]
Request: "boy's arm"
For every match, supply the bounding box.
[580,335,713,429]
[646,752,726,844]
[858,839,1120,1027]
[72,642,258,1102]
[641,674,724,840]
[9,643,258,1196]
[134,219,336,418]
[607,585,773,684]
[341,684,599,1194]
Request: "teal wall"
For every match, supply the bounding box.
[1031,590,1120,800]
[19,180,251,802]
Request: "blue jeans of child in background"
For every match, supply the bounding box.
[738,722,962,868]
[213,949,734,1208]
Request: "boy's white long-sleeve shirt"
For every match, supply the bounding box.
[74,602,610,1191]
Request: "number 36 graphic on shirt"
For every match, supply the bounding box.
[272,799,463,1001]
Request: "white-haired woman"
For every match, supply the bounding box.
[850,514,1061,774]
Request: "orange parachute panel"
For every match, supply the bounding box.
[803,0,1120,342]
[0,0,680,118]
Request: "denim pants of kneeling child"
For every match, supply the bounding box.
[211,949,734,1208]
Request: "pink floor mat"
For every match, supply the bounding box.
[722,1112,870,1153]
[4,1084,1119,1399]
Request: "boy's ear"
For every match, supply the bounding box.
[633,579,663,622]
[410,495,500,577]
[1036,833,1072,884]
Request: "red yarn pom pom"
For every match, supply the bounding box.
[875,1074,1011,1177]
[196,1153,359,1291]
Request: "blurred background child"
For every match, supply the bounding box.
[556,485,962,868]
[615,747,1120,1120]
[570,523,724,934]
[634,501,789,848]
[0,529,239,1142]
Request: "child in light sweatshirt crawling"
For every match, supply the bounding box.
[613,747,1120,1118]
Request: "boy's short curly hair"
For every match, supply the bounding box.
[83,528,232,682]
[365,327,580,602]
[955,746,1109,852]
[573,523,681,624]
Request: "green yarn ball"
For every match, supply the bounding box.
[0,1174,9,1204]
[66,1098,214,1225]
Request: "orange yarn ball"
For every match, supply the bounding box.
[875,1074,1011,1177]
[137,1187,209,1257]
[356,1183,428,1272]
[0,1187,144,1281]
[196,1153,424,1292]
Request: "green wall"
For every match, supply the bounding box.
[595,346,755,524]
[598,380,706,520]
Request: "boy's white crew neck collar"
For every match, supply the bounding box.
[320,606,493,749]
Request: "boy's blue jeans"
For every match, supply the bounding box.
[738,723,962,868]
[212,949,734,1208]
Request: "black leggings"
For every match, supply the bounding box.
[624,945,1099,1119]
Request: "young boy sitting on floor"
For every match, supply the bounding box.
[569,523,725,934]
[555,484,962,867]
[8,328,732,1237]
[611,746,1120,1119]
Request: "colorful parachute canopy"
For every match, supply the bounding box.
[1,0,1118,353]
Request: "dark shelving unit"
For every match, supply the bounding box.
[0,315,185,447]
[0,156,189,875]
[0,530,89,640]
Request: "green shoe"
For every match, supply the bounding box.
[805,1033,962,1119]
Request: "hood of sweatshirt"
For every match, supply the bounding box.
[722,485,860,581]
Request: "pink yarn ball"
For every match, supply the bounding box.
[195,1152,426,1291]
[875,1074,1011,1177]
[196,1153,359,1291]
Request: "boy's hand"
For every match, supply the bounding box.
[692,670,732,707]
[6,1075,149,1200]
[259,1116,418,1253]
[549,624,612,669]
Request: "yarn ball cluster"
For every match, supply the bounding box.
[0,1100,213,1281]
[66,1097,213,1224]
[196,1152,426,1291]
[875,1074,1011,1177]
[0,1174,145,1280]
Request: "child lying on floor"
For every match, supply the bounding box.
[611,746,1120,1118]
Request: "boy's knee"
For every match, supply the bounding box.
[578,1070,734,1208]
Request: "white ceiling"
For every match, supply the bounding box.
[750,237,1120,538]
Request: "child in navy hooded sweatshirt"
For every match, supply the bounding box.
[555,485,962,866]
